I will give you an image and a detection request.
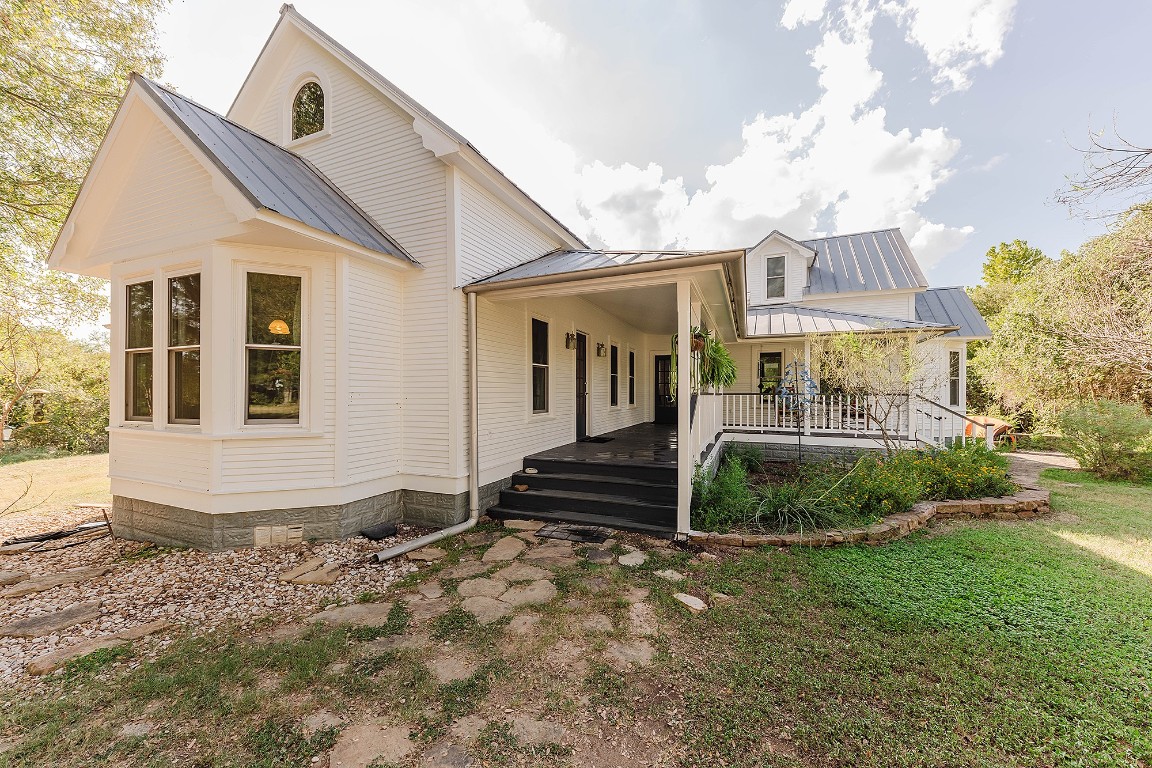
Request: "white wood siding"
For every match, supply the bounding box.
[92,121,235,262]
[801,292,918,320]
[476,294,653,483]
[240,38,453,479]
[457,175,559,283]
[345,259,404,483]
[110,432,211,491]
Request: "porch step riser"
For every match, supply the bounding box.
[520,458,676,485]
[497,489,675,526]
[510,473,676,504]
[486,506,676,538]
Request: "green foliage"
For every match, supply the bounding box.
[244,718,338,768]
[344,601,410,641]
[1057,399,1152,480]
[670,325,739,395]
[973,206,1152,418]
[693,443,1015,533]
[981,239,1048,285]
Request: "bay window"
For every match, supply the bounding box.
[245,272,302,423]
[168,273,201,423]
[125,281,154,421]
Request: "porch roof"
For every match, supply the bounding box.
[745,304,954,337]
[468,248,742,288]
[915,287,992,339]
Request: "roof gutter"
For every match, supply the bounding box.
[462,249,746,295]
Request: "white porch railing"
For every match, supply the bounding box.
[721,392,993,448]
[690,392,724,463]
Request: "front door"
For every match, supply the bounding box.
[575,332,588,439]
[654,354,675,424]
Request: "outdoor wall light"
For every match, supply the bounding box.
[564,332,577,350]
[596,343,607,357]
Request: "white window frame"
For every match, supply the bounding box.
[609,343,620,408]
[237,263,310,429]
[166,269,202,425]
[529,315,550,416]
[948,349,962,407]
[765,254,787,300]
[284,72,332,148]
[124,279,155,423]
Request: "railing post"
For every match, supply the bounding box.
[986,421,995,451]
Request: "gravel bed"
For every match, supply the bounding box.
[0,509,421,686]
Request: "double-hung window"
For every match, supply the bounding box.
[948,350,961,407]
[531,318,548,413]
[765,255,786,299]
[610,344,619,406]
[125,281,154,421]
[628,351,636,405]
[168,274,201,423]
[245,272,303,423]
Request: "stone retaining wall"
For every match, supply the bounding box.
[688,488,1051,548]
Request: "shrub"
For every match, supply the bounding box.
[11,392,109,454]
[692,443,1017,533]
[1056,400,1152,481]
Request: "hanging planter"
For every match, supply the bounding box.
[690,331,707,353]
[669,326,738,400]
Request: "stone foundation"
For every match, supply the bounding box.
[112,476,514,551]
[734,439,881,463]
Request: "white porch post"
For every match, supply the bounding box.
[676,279,691,536]
[803,339,812,436]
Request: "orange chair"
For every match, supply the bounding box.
[964,416,1017,450]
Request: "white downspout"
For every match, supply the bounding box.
[372,291,481,562]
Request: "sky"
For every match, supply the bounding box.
[155,0,1152,288]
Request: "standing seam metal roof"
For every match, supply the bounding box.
[914,287,991,338]
[745,304,952,337]
[471,249,719,284]
[802,229,928,295]
[137,76,416,264]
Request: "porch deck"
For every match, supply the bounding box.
[524,422,677,468]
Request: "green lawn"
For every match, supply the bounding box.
[1,467,1149,767]
[676,468,1152,766]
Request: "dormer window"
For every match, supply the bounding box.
[765,255,786,299]
[291,81,325,140]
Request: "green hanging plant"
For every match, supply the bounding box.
[669,326,738,400]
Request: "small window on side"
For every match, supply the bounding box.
[765,255,786,299]
[246,273,303,423]
[948,350,961,407]
[125,281,154,421]
[169,274,201,423]
[531,318,548,413]
[291,81,325,140]
[628,351,636,405]
[610,344,619,407]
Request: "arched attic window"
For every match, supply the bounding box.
[291,81,325,140]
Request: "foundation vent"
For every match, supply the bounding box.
[253,524,304,548]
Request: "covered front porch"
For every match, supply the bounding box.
[465,249,745,537]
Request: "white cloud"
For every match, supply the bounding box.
[781,0,830,30]
[882,0,1017,97]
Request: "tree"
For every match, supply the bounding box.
[972,204,1152,422]
[808,331,936,455]
[981,239,1048,286]
[1057,124,1152,215]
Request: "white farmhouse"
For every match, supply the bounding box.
[50,6,990,550]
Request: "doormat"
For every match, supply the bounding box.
[535,523,614,544]
[577,436,614,443]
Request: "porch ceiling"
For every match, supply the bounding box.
[587,285,676,334]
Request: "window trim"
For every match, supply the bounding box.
[628,349,636,406]
[284,72,332,148]
[124,280,154,423]
[530,316,550,415]
[237,263,310,429]
[764,254,787,300]
[948,349,962,407]
[167,271,202,425]
[609,343,619,407]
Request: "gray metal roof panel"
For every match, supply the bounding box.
[138,77,415,263]
[746,304,951,337]
[472,249,714,284]
[802,229,928,295]
[915,287,991,338]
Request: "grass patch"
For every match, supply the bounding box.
[345,602,410,641]
[244,718,339,768]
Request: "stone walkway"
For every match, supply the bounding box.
[1007,451,1079,488]
[305,522,698,768]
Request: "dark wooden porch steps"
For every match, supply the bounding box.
[487,454,677,535]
